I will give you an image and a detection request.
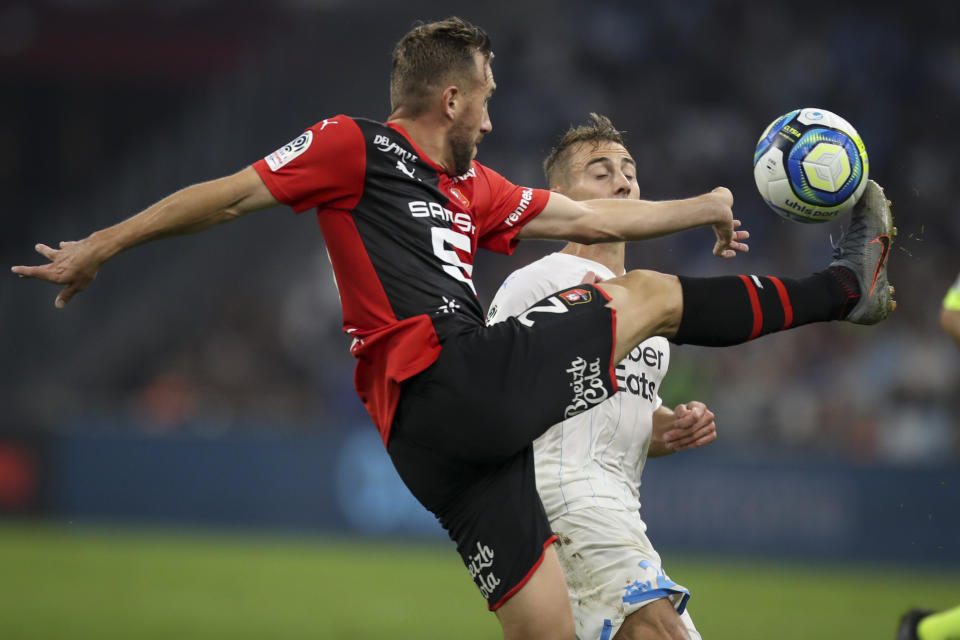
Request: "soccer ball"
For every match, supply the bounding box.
[753,108,868,223]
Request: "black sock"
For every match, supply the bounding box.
[673,267,860,346]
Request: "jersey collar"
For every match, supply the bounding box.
[386,121,450,175]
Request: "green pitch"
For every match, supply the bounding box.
[1,521,957,639]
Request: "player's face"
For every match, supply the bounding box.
[558,142,638,201]
[449,53,495,175]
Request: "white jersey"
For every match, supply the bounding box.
[487,252,670,519]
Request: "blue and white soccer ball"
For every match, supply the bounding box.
[753,108,868,224]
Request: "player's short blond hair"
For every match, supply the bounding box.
[390,17,493,117]
[543,114,627,188]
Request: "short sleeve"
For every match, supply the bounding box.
[472,164,550,255]
[486,264,560,325]
[252,115,365,213]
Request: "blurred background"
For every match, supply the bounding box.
[1,0,958,638]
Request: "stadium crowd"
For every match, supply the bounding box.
[3,0,958,463]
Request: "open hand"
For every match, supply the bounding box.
[709,187,750,258]
[11,240,102,308]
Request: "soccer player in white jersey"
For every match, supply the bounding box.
[487,114,716,640]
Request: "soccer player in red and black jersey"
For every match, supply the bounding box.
[13,17,894,639]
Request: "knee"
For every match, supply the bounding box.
[618,270,680,302]
[600,270,683,341]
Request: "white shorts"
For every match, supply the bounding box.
[551,507,700,640]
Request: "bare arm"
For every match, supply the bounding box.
[941,308,960,346]
[11,166,278,308]
[648,402,718,458]
[517,187,749,258]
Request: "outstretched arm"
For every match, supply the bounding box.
[517,187,749,258]
[648,401,718,458]
[11,166,277,308]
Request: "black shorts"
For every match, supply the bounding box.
[387,284,617,609]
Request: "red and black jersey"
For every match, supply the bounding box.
[252,115,550,444]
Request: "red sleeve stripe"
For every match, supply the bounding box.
[738,275,763,341]
[488,535,558,611]
[767,276,794,330]
[592,283,619,393]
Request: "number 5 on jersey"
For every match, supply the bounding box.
[431,227,476,295]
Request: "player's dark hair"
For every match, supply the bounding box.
[390,17,493,117]
[543,113,627,188]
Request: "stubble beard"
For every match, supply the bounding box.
[449,124,477,177]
